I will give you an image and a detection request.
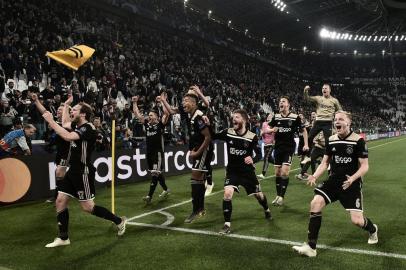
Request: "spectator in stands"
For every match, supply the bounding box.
[0,124,36,157]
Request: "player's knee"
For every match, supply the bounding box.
[350,215,364,227]
[224,190,233,200]
[55,196,68,209]
[80,203,94,213]
[310,197,324,211]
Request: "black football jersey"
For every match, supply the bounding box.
[68,122,97,170]
[144,119,165,153]
[214,128,260,173]
[269,112,303,149]
[326,132,368,182]
[188,109,212,151]
[55,121,71,161]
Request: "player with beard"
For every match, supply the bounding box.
[214,109,272,234]
[132,95,170,204]
[304,84,341,150]
[269,97,309,206]
[257,113,275,179]
[41,102,126,248]
[182,92,213,223]
[293,111,377,257]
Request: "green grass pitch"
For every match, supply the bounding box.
[1,137,406,270]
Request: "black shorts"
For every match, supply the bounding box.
[192,147,213,172]
[224,170,261,195]
[274,146,294,167]
[314,178,363,212]
[147,151,164,173]
[58,167,96,201]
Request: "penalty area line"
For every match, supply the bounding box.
[127,221,406,260]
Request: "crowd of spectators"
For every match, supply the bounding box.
[0,0,404,156]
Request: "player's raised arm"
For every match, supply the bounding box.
[190,85,210,108]
[160,92,179,115]
[42,111,80,142]
[131,96,145,123]
[62,95,73,129]
[31,94,47,114]
[304,85,318,102]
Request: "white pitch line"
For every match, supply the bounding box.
[128,136,405,223]
[367,137,406,150]
[158,211,175,226]
[127,222,406,260]
[127,167,301,222]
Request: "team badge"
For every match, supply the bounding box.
[244,142,249,148]
[288,120,292,126]
[346,145,353,154]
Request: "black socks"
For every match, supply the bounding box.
[57,208,69,240]
[308,212,322,249]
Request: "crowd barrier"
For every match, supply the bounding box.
[2,131,404,205]
[0,142,227,205]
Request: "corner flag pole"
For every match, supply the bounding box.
[111,119,116,214]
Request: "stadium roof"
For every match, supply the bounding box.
[188,0,406,52]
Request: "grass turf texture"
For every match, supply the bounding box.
[1,137,406,270]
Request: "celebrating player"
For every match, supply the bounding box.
[293,111,378,257]
[32,93,71,202]
[132,95,170,204]
[182,92,213,223]
[214,109,272,234]
[269,97,309,206]
[304,84,341,148]
[42,102,126,248]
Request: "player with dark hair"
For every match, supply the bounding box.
[293,111,378,257]
[41,101,126,248]
[269,96,309,206]
[160,86,215,196]
[0,124,36,157]
[132,95,170,204]
[214,109,272,234]
[182,92,213,223]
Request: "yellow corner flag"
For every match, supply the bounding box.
[46,45,95,70]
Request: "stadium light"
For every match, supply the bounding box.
[308,26,312,29]
[349,34,353,40]
[319,28,329,38]
[395,36,399,41]
[296,18,300,22]
[401,35,405,41]
[245,29,248,35]
[228,20,232,27]
[354,50,357,55]
[354,35,359,40]
[382,50,385,56]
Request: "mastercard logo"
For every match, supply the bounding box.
[0,158,31,203]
